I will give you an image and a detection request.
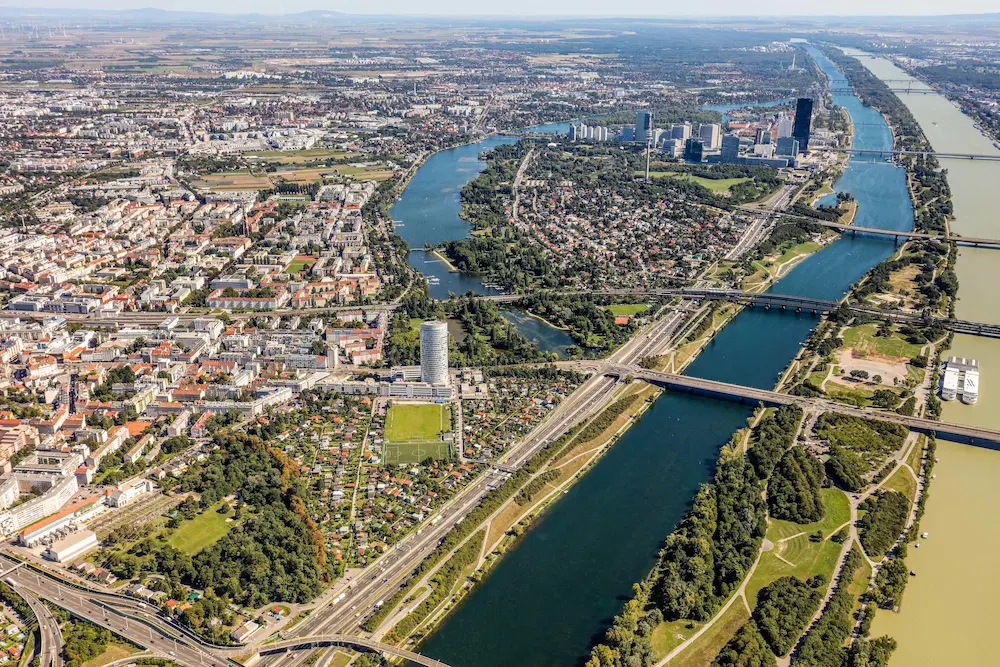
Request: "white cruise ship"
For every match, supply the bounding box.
[963,369,979,405]
[941,367,960,401]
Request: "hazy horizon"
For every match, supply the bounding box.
[0,0,997,18]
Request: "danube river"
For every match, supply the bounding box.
[414,47,916,667]
[853,52,1000,666]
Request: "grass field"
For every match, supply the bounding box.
[652,619,703,661]
[248,149,359,164]
[79,643,139,667]
[285,257,316,273]
[167,500,235,555]
[884,466,918,504]
[605,303,648,317]
[643,171,750,194]
[841,323,923,360]
[193,170,273,191]
[906,434,926,473]
[383,403,452,464]
[746,488,850,605]
[328,652,353,667]
[670,602,750,667]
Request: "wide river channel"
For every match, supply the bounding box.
[402,47,917,666]
[854,52,1000,667]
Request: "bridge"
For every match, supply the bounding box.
[663,288,1000,338]
[601,363,1000,446]
[255,636,450,667]
[829,87,939,96]
[733,205,1000,248]
[830,147,1000,161]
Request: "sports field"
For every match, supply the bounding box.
[383,403,452,465]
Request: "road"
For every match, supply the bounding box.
[259,294,695,667]
[725,184,798,261]
[17,587,63,667]
[0,554,231,667]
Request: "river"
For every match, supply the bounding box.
[413,47,916,667]
[852,51,1000,666]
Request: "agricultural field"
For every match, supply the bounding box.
[191,170,274,191]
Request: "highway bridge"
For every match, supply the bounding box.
[601,363,1000,446]
[255,636,449,667]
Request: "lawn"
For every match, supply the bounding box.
[285,257,316,273]
[78,643,139,667]
[643,171,750,194]
[906,434,926,473]
[746,488,850,605]
[194,170,273,191]
[167,500,235,555]
[249,149,358,164]
[385,403,449,442]
[883,466,918,504]
[383,403,452,464]
[670,602,750,667]
[652,619,703,661]
[605,303,648,317]
[841,323,923,360]
[328,652,353,667]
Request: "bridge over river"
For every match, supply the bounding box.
[597,363,1000,446]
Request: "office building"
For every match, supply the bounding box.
[776,137,799,157]
[698,123,721,150]
[419,321,449,385]
[720,134,741,163]
[755,129,772,145]
[776,115,794,139]
[635,111,653,143]
[684,138,704,162]
[793,98,813,152]
[661,138,683,158]
[669,123,692,140]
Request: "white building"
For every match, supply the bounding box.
[698,123,722,150]
[419,321,449,385]
[43,529,98,563]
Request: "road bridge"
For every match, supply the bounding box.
[830,147,1000,161]
[256,636,448,667]
[661,288,1000,338]
[732,205,1000,249]
[829,87,940,96]
[601,363,1000,446]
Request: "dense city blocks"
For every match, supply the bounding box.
[0,8,994,667]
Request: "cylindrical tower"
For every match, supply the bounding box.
[420,320,449,384]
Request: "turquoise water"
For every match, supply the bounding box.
[413,47,915,667]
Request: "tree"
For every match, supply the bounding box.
[768,448,825,524]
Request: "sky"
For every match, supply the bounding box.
[0,0,997,16]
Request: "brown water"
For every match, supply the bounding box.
[853,51,1000,426]
[853,50,1000,665]
[868,440,1000,666]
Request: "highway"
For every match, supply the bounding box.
[17,587,62,667]
[0,554,233,667]
[258,291,696,666]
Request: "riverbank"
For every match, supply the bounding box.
[847,51,1000,665]
[378,382,663,653]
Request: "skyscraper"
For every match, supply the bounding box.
[793,98,813,153]
[635,111,653,143]
[776,115,794,139]
[420,321,449,385]
[775,137,799,157]
[684,138,704,162]
[698,123,721,150]
[721,134,741,163]
[669,123,692,140]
